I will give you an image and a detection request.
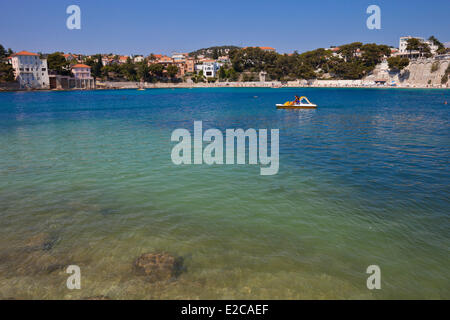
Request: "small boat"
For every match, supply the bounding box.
[276,96,317,109]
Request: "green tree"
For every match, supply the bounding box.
[227,68,239,81]
[441,65,450,84]
[387,56,410,71]
[218,66,227,80]
[120,59,138,81]
[85,54,103,79]
[0,62,15,82]
[428,36,446,54]
[0,44,7,58]
[47,52,71,75]
[149,63,164,78]
[337,42,363,62]
[406,38,421,56]
[136,62,151,82]
[360,44,390,69]
[212,48,219,60]
[166,64,179,79]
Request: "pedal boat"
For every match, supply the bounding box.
[276,96,317,109]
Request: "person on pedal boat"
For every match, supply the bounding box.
[294,96,300,105]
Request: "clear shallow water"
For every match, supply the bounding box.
[0,88,448,299]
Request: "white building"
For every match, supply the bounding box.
[171,53,188,62]
[399,36,438,56]
[196,60,222,77]
[71,64,95,89]
[8,51,49,89]
[133,55,144,63]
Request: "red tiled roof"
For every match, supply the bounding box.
[243,46,275,51]
[72,64,91,69]
[11,50,39,57]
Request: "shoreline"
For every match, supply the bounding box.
[1,82,449,92]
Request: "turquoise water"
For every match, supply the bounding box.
[0,88,448,299]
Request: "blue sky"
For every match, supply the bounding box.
[1,0,449,55]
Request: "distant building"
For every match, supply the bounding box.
[171,53,188,62]
[244,46,276,53]
[8,51,49,89]
[63,53,77,62]
[70,64,95,89]
[184,58,195,74]
[259,46,276,52]
[218,56,230,63]
[118,56,129,64]
[133,55,144,63]
[101,56,112,66]
[196,60,222,77]
[149,54,162,61]
[399,36,438,58]
[72,64,91,79]
[158,55,174,64]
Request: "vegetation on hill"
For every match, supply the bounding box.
[442,64,450,84]
[428,36,446,55]
[0,62,14,82]
[215,42,391,81]
[387,56,410,71]
[0,44,14,59]
[189,46,240,59]
[47,52,71,76]
[406,38,431,57]
[97,56,179,82]
[0,44,15,82]
[3,36,447,84]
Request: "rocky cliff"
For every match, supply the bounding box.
[365,58,449,87]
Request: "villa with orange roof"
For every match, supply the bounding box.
[7,51,49,89]
[158,55,174,64]
[71,64,95,89]
[259,46,276,52]
[118,56,129,64]
[244,46,276,52]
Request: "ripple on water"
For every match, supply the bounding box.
[0,88,449,299]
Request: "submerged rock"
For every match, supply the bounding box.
[83,295,112,300]
[24,233,57,251]
[15,251,66,276]
[134,252,184,282]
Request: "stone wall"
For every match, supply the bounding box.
[0,82,20,91]
[365,58,449,87]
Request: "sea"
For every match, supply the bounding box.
[0,87,448,299]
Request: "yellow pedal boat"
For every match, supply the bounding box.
[276,96,317,109]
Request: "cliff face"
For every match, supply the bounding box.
[365,58,449,87]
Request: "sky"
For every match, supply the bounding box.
[1,0,449,55]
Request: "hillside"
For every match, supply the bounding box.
[365,58,450,86]
[189,45,241,58]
